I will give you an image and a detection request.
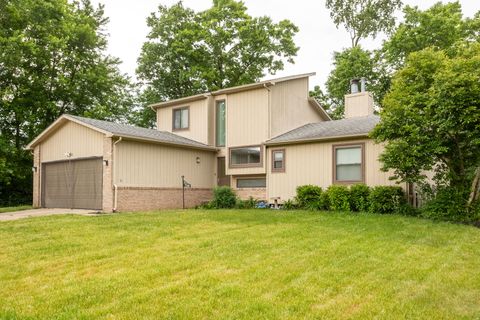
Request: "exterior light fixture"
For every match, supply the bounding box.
[196,157,200,164]
[103,160,109,166]
[32,166,37,172]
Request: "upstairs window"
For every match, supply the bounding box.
[216,100,226,146]
[173,107,189,130]
[271,149,285,172]
[230,146,262,167]
[333,144,364,183]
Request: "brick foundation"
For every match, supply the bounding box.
[115,187,213,212]
[234,188,267,201]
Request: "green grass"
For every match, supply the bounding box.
[0,205,32,213]
[0,210,479,319]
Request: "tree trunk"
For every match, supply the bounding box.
[468,167,480,205]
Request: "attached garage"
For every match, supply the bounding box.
[42,158,103,210]
[26,114,217,212]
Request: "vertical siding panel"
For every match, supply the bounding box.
[115,141,215,188]
[40,122,104,162]
[226,88,269,176]
[156,99,209,145]
[267,139,405,202]
[270,78,325,137]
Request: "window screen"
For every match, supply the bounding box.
[173,107,189,130]
[335,146,362,181]
[231,146,261,166]
[272,150,285,171]
[236,178,266,188]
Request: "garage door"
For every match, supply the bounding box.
[42,158,103,210]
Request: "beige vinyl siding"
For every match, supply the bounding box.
[156,99,209,145]
[270,77,324,137]
[267,139,406,202]
[115,140,215,188]
[40,121,104,162]
[225,88,269,175]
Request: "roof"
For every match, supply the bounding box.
[26,115,217,151]
[266,115,380,145]
[150,72,316,110]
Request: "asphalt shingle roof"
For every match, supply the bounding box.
[267,115,380,144]
[68,115,214,150]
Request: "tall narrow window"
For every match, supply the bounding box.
[333,144,364,183]
[172,107,189,130]
[216,100,226,147]
[271,149,285,172]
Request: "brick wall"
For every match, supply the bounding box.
[115,187,213,212]
[234,188,267,201]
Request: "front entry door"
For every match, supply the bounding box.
[217,157,230,186]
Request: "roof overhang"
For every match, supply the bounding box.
[25,115,111,150]
[108,134,218,152]
[26,114,218,152]
[308,97,331,121]
[149,93,210,110]
[149,72,317,110]
[265,133,369,147]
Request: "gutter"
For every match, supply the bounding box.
[264,133,369,147]
[111,134,218,152]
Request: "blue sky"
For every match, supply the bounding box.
[91,0,480,89]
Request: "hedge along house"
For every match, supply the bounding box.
[26,115,217,212]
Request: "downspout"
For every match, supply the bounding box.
[263,83,272,205]
[112,137,123,212]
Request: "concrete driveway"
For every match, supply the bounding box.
[0,208,99,221]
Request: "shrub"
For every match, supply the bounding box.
[212,186,237,209]
[236,196,257,209]
[320,191,330,210]
[368,186,406,214]
[350,184,370,212]
[295,185,322,209]
[421,186,476,222]
[326,185,351,211]
[282,199,298,210]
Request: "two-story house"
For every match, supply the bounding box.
[27,73,405,212]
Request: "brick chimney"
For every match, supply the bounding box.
[344,78,374,118]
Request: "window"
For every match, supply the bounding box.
[333,144,364,183]
[271,149,285,172]
[230,146,262,167]
[172,107,189,130]
[236,178,266,188]
[216,100,226,146]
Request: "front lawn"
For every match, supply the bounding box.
[0,210,479,319]
[0,205,32,213]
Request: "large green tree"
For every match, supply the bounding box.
[136,0,299,127]
[381,2,480,71]
[0,0,133,205]
[371,42,480,207]
[325,0,402,47]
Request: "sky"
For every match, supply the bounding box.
[91,0,480,89]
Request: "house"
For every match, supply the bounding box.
[26,72,405,212]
